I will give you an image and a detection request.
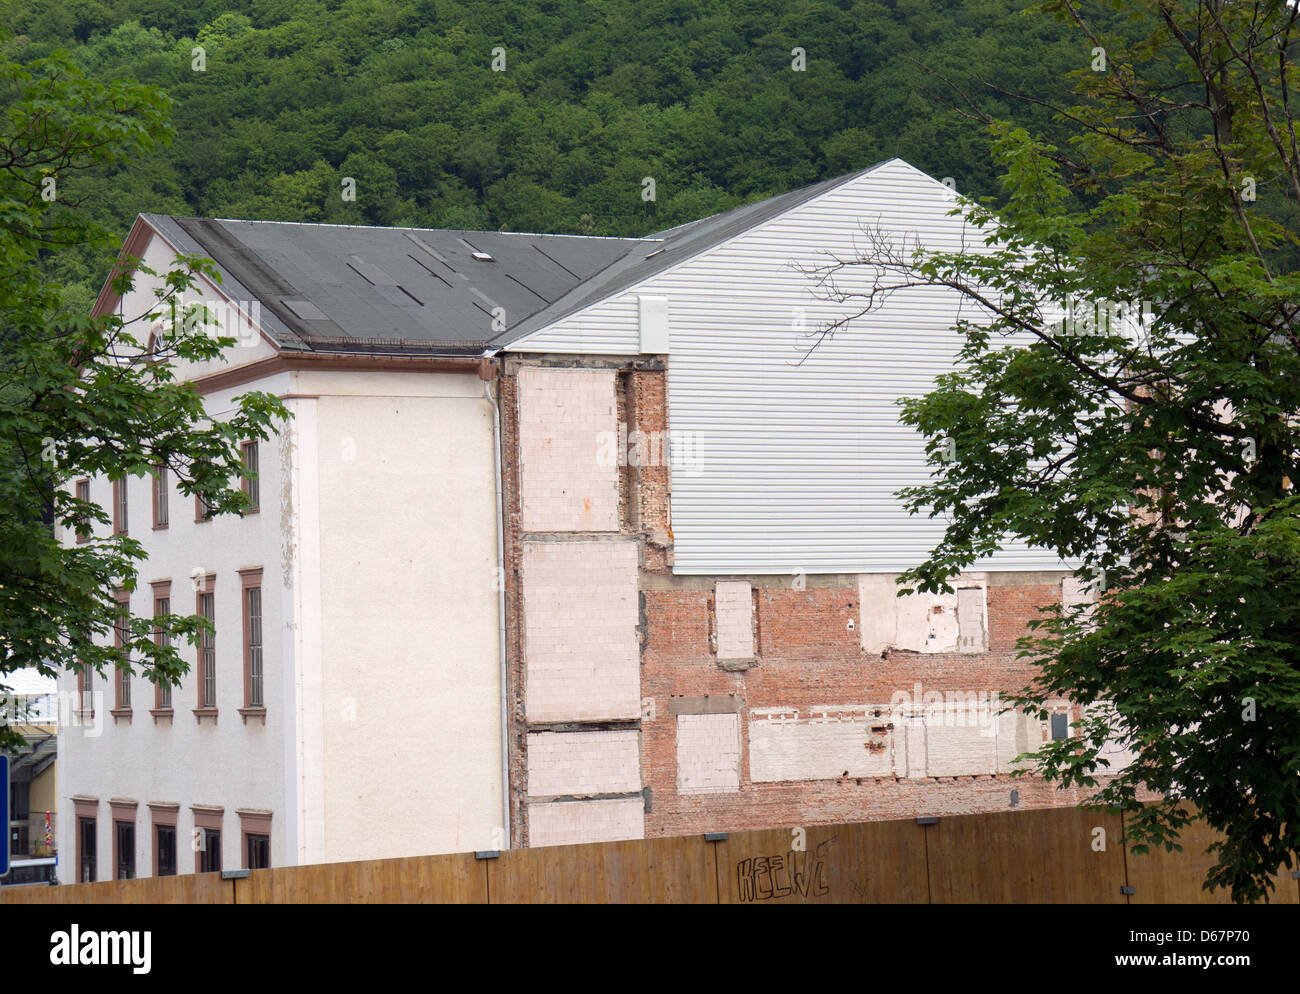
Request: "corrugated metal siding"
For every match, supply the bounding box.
[513,160,1073,574]
[517,295,640,355]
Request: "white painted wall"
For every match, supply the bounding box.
[528,798,644,848]
[57,225,506,874]
[56,372,293,879]
[118,225,278,382]
[746,703,1050,782]
[297,369,504,861]
[858,573,988,654]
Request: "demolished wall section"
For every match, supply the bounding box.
[502,357,1132,847]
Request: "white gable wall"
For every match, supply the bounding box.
[510,159,1070,574]
[115,227,279,382]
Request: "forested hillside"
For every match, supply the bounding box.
[1,0,1120,309]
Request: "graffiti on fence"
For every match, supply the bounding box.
[736,836,836,901]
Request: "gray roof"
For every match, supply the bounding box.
[145,214,646,353]
[139,160,890,355]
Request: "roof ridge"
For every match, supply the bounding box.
[150,213,647,241]
[132,159,905,355]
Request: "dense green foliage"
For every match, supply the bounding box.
[807,0,1300,901]
[0,0,1120,313]
[0,45,288,749]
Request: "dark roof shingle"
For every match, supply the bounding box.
[139,159,891,354]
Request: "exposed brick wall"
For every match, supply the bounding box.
[986,580,1057,655]
[497,367,529,847]
[638,575,1136,837]
[626,371,672,573]
[501,357,1138,849]
[756,587,860,659]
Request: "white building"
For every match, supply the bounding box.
[58,217,518,879]
[60,160,1118,880]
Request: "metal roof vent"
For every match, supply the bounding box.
[470,250,494,262]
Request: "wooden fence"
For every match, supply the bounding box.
[5,806,1297,904]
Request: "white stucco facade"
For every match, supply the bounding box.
[57,227,504,879]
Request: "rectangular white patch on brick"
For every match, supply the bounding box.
[676,713,740,793]
[1062,574,1099,629]
[522,540,641,722]
[995,708,1043,773]
[923,720,999,777]
[956,586,986,653]
[714,580,753,660]
[528,797,644,848]
[517,366,619,533]
[1084,700,1139,772]
[527,730,641,797]
[748,709,895,782]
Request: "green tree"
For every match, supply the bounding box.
[810,0,1300,902]
[0,41,289,748]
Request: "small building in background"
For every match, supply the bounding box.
[3,667,59,887]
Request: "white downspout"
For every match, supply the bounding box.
[483,350,511,850]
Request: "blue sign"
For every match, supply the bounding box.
[0,755,8,877]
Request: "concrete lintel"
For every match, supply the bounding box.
[519,532,632,543]
[525,719,641,733]
[667,694,741,716]
[986,570,1072,587]
[640,573,859,591]
[717,658,755,672]
[504,354,666,373]
[527,790,645,804]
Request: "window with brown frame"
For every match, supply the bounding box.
[78,817,97,882]
[192,807,223,874]
[195,576,217,717]
[77,657,95,716]
[239,569,264,716]
[246,834,270,869]
[115,821,135,879]
[111,801,137,880]
[194,491,213,522]
[156,825,177,876]
[240,441,260,513]
[239,811,272,870]
[74,478,91,543]
[113,590,131,716]
[74,800,98,883]
[199,831,221,873]
[152,581,173,712]
[152,464,169,528]
[150,803,178,877]
[112,477,128,535]
[75,619,97,717]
